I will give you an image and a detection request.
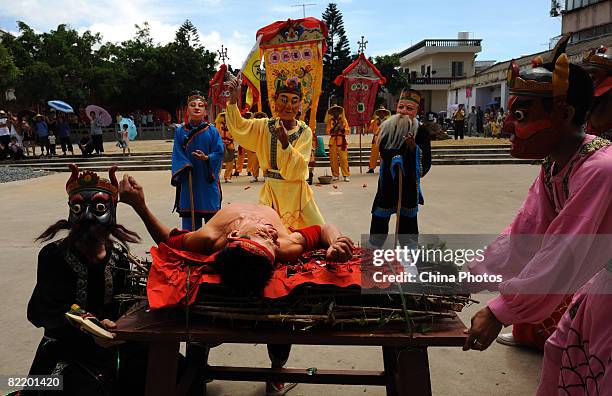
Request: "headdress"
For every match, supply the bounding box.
[226,238,274,264]
[243,111,253,119]
[582,46,612,98]
[374,108,391,120]
[506,33,571,98]
[65,164,119,201]
[253,111,268,119]
[275,77,303,98]
[398,89,421,105]
[326,105,345,118]
[582,46,612,71]
[187,90,208,105]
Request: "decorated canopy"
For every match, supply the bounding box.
[333,53,385,127]
[256,17,328,131]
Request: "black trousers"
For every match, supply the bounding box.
[454,121,465,139]
[0,135,9,154]
[60,136,73,153]
[92,134,104,153]
[369,214,419,247]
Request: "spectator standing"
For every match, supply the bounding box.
[147,110,154,126]
[116,123,131,156]
[0,110,10,156]
[57,115,73,155]
[476,106,484,135]
[21,118,35,156]
[48,131,57,156]
[35,115,50,156]
[141,112,148,128]
[452,104,465,140]
[467,106,478,136]
[89,111,104,154]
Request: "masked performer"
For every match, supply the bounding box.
[325,105,351,182]
[369,89,431,247]
[583,46,612,140]
[172,91,224,231]
[224,77,325,229]
[463,38,612,396]
[25,165,148,395]
[214,112,235,183]
[367,107,391,173]
[119,173,353,396]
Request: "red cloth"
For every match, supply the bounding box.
[511,295,572,350]
[294,225,322,251]
[167,228,189,250]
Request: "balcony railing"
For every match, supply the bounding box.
[399,39,482,57]
[408,77,463,85]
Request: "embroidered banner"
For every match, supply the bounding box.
[334,53,386,127]
[257,18,328,131]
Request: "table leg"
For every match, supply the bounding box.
[145,341,180,396]
[382,346,432,396]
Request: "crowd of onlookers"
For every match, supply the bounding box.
[0,108,168,161]
[450,104,507,140]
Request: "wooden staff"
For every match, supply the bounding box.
[188,171,196,230]
[359,125,363,174]
[393,166,403,248]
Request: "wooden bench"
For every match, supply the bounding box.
[115,307,467,396]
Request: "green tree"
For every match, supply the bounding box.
[372,54,409,96]
[321,3,352,118]
[0,44,20,91]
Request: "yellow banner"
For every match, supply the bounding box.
[262,42,323,131]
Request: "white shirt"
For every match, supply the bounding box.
[0,117,9,136]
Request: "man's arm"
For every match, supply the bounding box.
[279,224,354,262]
[119,174,172,244]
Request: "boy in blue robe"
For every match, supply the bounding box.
[172,91,225,230]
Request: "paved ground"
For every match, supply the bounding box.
[0,164,541,395]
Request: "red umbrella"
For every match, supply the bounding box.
[85,105,113,127]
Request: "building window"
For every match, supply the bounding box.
[565,0,605,11]
[452,61,464,77]
[570,22,612,43]
[420,65,426,77]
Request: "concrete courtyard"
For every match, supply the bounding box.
[0,163,542,395]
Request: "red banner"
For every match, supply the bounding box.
[343,77,381,127]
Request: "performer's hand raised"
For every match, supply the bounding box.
[192,150,209,161]
[119,174,145,210]
[276,123,290,149]
[404,132,416,152]
[326,236,354,262]
[226,72,242,105]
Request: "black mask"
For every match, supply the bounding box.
[68,190,116,226]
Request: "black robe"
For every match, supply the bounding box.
[371,123,432,219]
[26,239,147,395]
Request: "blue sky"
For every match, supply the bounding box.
[1,0,561,68]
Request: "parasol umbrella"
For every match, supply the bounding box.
[48,100,74,113]
[85,105,113,127]
[119,117,138,141]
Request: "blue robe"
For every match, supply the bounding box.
[171,121,224,222]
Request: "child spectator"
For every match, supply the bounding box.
[116,124,131,156]
[48,131,57,155]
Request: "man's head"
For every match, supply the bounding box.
[274,77,302,121]
[582,46,612,134]
[503,34,593,159]
[36,164,139,259]
[213,219,279,295]
[326,105,345,122]
[0,110,6,117]
[396,89,421,118]
[89,111,96,118]
[253,111,268,119]
[187,90,208,122]
[471,106,476,112]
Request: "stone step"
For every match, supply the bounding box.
[33,158,537,172]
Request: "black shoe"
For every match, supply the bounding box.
[232,171,239,176]
[247,172,252,176]
[367,169,374,173]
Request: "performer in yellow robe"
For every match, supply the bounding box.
[325,105,350,181]
[367,107,391,173]
[247,111,267,182]
[215,113,234,183]
[225,77,325,229]
[233,112,253,177]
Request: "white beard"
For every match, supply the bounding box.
[377,114,419,149]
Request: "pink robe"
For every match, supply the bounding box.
[469,135,612,394]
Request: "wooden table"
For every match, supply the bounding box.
[115,307,467,396]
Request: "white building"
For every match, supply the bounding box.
[398,33,482,113]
